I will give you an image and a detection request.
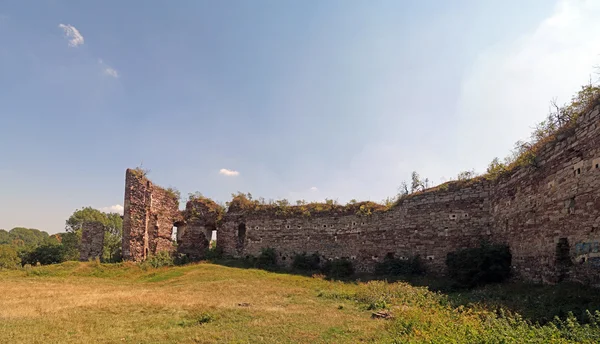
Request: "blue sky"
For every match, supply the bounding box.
[1,1,599,234]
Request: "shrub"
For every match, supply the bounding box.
[446,243,511,288]
[375,255,425,276]
[20,243,66,265]
[142,251,174,269]
[292,252,321,271]
[322,258,354,279]
[255,247,277,269]
[173,253,191,266]
[0,244,21,269]
[204,246,224,260]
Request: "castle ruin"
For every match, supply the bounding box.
[90,104,600,285]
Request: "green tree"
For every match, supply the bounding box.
[65,207,123,262]
[8,227,49,247]
[0,244,21,269]
[0,229,9,245]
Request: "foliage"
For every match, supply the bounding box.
[255,247,277,269]
[65,207,123,263]
[226,192,388,217]
[456,169,477,181]
[130,166,150,178]
[322,258,354,279]
[165,187,181,201]
[0,244,21,269]
[292,252,321,271]
[141,251,174,269]
[187,192,225,223]
[446,242,512,288]
[374,255,425,277]
[5,227,49,247]
[20,243,66,265]
[204,246,224,260]
[172,253,191,266]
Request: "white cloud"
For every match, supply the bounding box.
[58,24,84,47]
[99,204,124,215]
[219,168,240,176]
[103,66,119,78]
[456,0,600,172]
[309,186,318,192]
[98,59,119,78]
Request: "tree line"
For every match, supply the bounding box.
[0,207,123,269]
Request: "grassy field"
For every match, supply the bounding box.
[1,261,600,343]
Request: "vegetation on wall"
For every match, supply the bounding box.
[226,192,388,217]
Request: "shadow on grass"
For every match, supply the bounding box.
[206,257,600,324]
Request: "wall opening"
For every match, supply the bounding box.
[237,223,246,251]
[211,230,217,249]
[555,237,572,282]
[171,226,178,242]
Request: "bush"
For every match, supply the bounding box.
[142,251,174,269]
[375,255,425,276]
[255,247,277,269]
[322,258,354,278]
[20,243,66,265]
[204,246,224,260]
[446,243,511,288]
[173,253,191,266]
[292,252,321,271]
[0,244,21,269]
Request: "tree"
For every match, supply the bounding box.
[64,207,123,262]
[411,171,428,193]
[8,227,49,247]
[0,244,20,269]
[0,230,9,245]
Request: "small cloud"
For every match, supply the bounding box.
[58,24,84,47]
[98,59,119,78]
[219,168,239,176]
[99,204,124,215]
[309,186,318,192]
[103,66,119,78]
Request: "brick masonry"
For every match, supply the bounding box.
[120,105,600,285]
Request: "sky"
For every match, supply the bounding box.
[1,1,600,234]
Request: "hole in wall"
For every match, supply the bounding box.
[171,226,178,242]
[211,230,217,248]
[237,223,246,248]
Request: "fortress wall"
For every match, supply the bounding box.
[492,105,600,284]
[119,105,600,284]
[219,180,491,273]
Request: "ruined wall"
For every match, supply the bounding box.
[120,105,600,284]
[80,221,105,261]
[491,105,600,284]
[219,180,492,273]
[176,199,220,260]
[122,169,180,261]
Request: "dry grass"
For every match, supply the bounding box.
[0,262,386,344]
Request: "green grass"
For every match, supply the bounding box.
[1,262,600,343]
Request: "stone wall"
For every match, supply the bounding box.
[219,180,491,273]
[120,104,600,285]
[122,169,180,261]
[491,105,600,284]
[80,221,105,261]
[176,199,220,260]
